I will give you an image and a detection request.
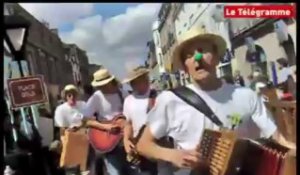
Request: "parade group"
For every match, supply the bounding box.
[50,26,296,175]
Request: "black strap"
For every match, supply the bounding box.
[146,89,157,113]
[170,86,223,127]
[117,89,124,110]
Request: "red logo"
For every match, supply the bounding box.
[224,4,295,18]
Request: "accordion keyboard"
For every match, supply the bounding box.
[198,129,237,175]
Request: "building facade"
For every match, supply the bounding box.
[64,44,90,86]
[4,3,90,112]
[152,20,165,74]
[145,40,162,89]
[156,3,181,88]
[230,17,296,85]
[146,40,158,71]
[158,3,178,74]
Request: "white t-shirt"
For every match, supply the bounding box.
[54,101,86,128]
[123,89,151,137]
[147,83,277,174]
[83,89,128,121]
[124,89,174,175]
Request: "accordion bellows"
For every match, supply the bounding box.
[60,130,89,171]
[193,129,295,175]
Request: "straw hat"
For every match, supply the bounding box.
[276,58,289,67]
[61,84,78,98]
[172,26,227,71]
[91,69,115,87]
[122,66,149,84]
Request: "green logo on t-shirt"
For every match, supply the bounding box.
[228,113,242,130]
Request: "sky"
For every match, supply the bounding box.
[19,3,161,82]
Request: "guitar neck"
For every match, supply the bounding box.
[131,125,146,144]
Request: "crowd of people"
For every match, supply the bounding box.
[221,58,296,102]
[4,25,296,175]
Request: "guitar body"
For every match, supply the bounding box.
[88,115,125,154]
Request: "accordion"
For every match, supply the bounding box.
[193,129,293,175]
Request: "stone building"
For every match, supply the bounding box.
[230,17,296,85]
[158,3,178,74]
[64,44,90,86]
[4,3,90,111]
[145,40,162,89]
[151,20,165,74]
[156,3,180,88]
[146,40,157,70]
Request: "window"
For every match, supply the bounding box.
[189,14,194,26]
[27,52,35,75]
[39,51,49,82]
[162,46,167,55]
[216,4,223,9]
[281,35,296,66]
[184,23,187,28]
[49,57,57,84]
[159,53,163,67]
[245,45,268,76]
[168,32,174,47]
[49,35,53,43]
[155,33,160,46]
[41,29,45,44]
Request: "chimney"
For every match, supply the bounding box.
[41,20,50,28]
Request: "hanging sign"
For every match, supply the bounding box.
[7,75,48,109]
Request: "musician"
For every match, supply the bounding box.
[136,26,296,175]
[82,68,129,175]
[54,84,86,136]
[122,66,173,175]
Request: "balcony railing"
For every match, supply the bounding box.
[231,18,265,38]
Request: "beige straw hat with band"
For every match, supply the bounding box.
[61,84,78,99]
[91,69,116,87]
[172,26,227,71]
[122,66,149,84]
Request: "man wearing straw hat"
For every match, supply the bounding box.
[136,26,296,174]
[54,84,87,135]
[122,66,173,175]
[52,84,87,170]
[82,68,129,175]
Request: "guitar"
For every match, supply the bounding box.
[88,115,126,154]
[127,126,174,166]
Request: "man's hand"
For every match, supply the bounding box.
[271,130,296,154]
[124,138,135,154]
[167,149,202,169]
[269,130,297,158]
[66,127,80,132]
[101,123,119,131]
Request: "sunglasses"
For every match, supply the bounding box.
[66,93,77,98]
